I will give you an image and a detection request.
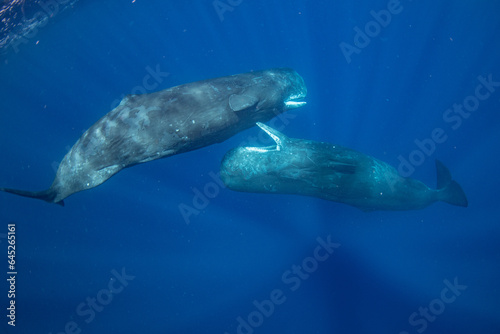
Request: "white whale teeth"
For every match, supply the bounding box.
[285,101,307,109]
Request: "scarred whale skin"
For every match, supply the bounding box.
[220,123,468,211]
[1,69,307,205]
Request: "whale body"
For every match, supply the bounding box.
[220,123,468,211]
[1,69,307,205]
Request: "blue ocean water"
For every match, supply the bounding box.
[0,0,499,333]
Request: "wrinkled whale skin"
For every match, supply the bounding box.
[1,69,307,205]
[220,123,468,211]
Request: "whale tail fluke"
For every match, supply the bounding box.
[0,187,65,206]
[435,160,468,207]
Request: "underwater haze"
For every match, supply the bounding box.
[0,0,499,333]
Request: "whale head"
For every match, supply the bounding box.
[220,122,359,196]
[227,68,307,122]
[220,122,305,193]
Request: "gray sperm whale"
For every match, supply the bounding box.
[220,123,468,211]
[1,69,307,205]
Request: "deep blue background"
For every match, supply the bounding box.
[0,0,499,333]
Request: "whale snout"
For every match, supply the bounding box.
[284,70,307,109]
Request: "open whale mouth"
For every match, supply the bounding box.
[284,93,307,109]
[244,122,284,153]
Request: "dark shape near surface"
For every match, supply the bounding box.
[220,123,468,211]
[1,69,307,205]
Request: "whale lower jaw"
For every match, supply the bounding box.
[243,122,286,153]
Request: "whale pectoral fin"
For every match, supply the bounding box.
[322,159,356,174]
[328,161,356,174]
[229,94,258,112]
